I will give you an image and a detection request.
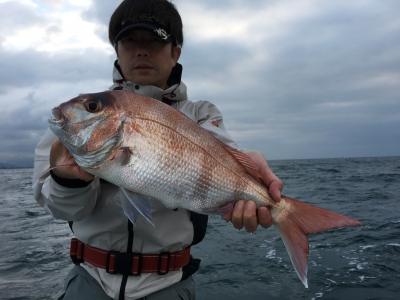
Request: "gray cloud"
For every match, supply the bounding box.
[174,1,400,158]
[0,1,46,39]
[0,94,48,165]
[81,0,119,26]
[45,25,62,36]
[0,48,115,166]
[81,0,120,44]
[0,0,399,166]
[0,47,113,90]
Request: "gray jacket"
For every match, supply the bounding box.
[32,63,237,300]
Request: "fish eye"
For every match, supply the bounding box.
[85,100,102,113]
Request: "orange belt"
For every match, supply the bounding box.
[70,238,191,276]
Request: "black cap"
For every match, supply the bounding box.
[114,20,173,44]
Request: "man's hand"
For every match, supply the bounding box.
[221,150,283,232]
[50,139,94,182]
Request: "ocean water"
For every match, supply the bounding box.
[0,156,399,299]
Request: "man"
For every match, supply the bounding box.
[32,1,282,299]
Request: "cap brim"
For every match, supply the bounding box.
[114,22,172,44]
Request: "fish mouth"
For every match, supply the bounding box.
[48,107,66,125]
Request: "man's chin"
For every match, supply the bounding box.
[127,78,165,90]
[127,75,153,85]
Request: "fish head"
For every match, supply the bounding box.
[48,92,126,168]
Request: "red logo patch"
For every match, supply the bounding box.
[211,121,219,127]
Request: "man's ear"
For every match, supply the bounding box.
[115,44,119,61]
[172,47,181,65]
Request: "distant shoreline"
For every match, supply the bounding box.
[0,155,398,170]
[0,167,33,169]
[0,163,33,169]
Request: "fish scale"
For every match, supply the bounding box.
[48,90,362,287]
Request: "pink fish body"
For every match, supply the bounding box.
[49,91,362,287]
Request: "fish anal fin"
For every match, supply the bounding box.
[274,195,363,288]
[222,145,263,183]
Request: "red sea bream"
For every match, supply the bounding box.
[48,90,362,287]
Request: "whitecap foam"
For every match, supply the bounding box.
[265,250,276,259]
[310,261,318,267]
[357,262,368,270]
[359,275,376,282]
[313,292,323,299]
[359,245,376,250]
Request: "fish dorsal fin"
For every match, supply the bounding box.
[222,144,263,183]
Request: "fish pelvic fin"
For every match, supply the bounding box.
[120,187,154,227]
[274,195,363,288]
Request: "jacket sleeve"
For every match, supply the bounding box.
[194,100,239,148]
[32,128,101,221]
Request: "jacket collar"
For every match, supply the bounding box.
[109,61,187,102]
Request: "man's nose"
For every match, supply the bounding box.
[135,42,150,57]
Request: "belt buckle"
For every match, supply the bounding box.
[70,238,84,264]
[106,251,142,276]
[131,253,142,276]
[105,251,119,274]
[157,252,171,275]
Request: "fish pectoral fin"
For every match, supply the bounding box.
[99,147,132,167]
[105,147,137,167]
[114,148,132,165]
[120,187,154,227]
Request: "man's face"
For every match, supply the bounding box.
[116,30,181,90]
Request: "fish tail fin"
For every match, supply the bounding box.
[274,195,362,288]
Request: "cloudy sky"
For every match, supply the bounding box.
[0,0,399,166]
